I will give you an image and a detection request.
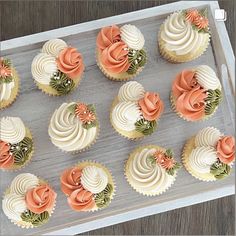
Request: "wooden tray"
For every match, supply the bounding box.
[1,1,235,235]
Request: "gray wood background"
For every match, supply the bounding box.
[0,1,235,235]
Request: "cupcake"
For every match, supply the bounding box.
[158,8,210,63]
[60,161,115,212]
[2,173,57,228]
[0,117,34,171]
[182,127,235,181]
[125,145,181,196]
[110,81,164,139]
[0,58,20,109]
[96,24,147,81]
[48,101,99,153]
[31,39,85,96]
[171,65,222,121]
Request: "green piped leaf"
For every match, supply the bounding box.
[147,156,156,166]
[67,103,77,114]
[87,104,96,114]
[82,120,97,130]
[166,162,181,176]
[210,160,231,179]
[21,210,49,226]
[165,149,173,158]
[135,119,157,136]
[205,89,222,115]
[94,184,113,209]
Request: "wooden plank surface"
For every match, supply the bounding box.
[0,1,235,235]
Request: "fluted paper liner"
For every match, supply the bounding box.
[3,177,56,229]
[96,49,144,81]
[182,136,216,182]
[125,145,178,196]
[63,161,116,212]
[0,68,20,110]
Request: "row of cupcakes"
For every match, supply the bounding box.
[1,8,211,109]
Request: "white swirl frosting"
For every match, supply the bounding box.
[112,101,142,132]
[42,39,67,57]
[0,117,26,144]
[2,193,27,222]
[128,148,174,193]
[0,81,15,101]
[48,102,97,152]
[31,52,57,85]
[189,147,218,174]
[118,81,145,102]
[160,12,210,55]
[195,127,221,147]
[10,173,39,196]
[120,24,145,50]
[81,166,108,194]
[195,65,221,90]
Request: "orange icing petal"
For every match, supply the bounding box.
[0,141,14,169]
[217,136,235,164]
[185,9,199,23]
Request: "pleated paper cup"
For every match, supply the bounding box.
[125,145,177,196]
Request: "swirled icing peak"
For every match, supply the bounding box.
[81,166,108,194]
[0,117,26,144]
[42,39,68,57]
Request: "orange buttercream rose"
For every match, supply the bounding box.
[96,25,121,51]
[217,136,235,164]
[56,47,84,79]
[172,70,199,99]
[25,184,57,214]
[67,188,95,212]
[60,167,83,196]
[138,92,164,121]
[175,87,207,121]
[0,141,14,169]
[100,41,130,74]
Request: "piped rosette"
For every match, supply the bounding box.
[110,81,164,139]
[48,101,99,153]
[182,127,235,181]
[0,117,34,171]
[171,65,222,121]
[31,39,85,96]
[125,145,181,196]
[60,162,115,212]
[2,173,57,228]
[96,24,147,81]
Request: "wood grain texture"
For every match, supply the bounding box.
[0,1,235,235]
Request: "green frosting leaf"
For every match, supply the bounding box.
[67,103,77,114]
[147,156,156,166]
[94,184,113,209]
[127,49,147,75]
[165,149,173,158]
[205,89,222,115]
[87,104,96,114]
[166,162,181,176]
[210,160,231,179]
[50,71,75,95]
[21,210,49,226]
[135,119,157,135]
[82,120,97,129]
[2,58,11,67]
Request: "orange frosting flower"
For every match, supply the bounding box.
[75,103,88,117]
[60,167,83,196]
[194,15,209,29]
[67,188,95,212]
[138,92,164,121]
[56,47,85,79]
[79,111,96,124]
[172,70,199,99]
[96,25,121,51]
[217,136,235,164]
[175,87,207,121]
[153,150,165,163]
[25,184,57,214]
[185,9,199,23]
[0,59,12,79]
[100,41,130,74]
[161,157,175,170]
[0,141,14,169]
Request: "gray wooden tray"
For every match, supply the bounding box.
[0,1,235,235]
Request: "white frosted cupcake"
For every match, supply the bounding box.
[48,101,99,153]
[171,65,222,121]
[110,81,164,139]
[2,173,57,228]
[0,117,34,171]
[125,145,181,196]
[182,127,235,181]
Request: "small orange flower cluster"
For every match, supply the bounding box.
[75,103,96,124]
[185,9,209,30]
[153,150,175,170]
[0,58,12,79]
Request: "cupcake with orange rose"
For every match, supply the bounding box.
[31,39,85,96]
[96,24,147,81]
[125,145,181,196]
[158,8,210,63]
[182,127,235,181]
[110,81,164,139]
[48,101,99,153]
[2,173,57,228]
[60,161,115,212]
[171,65,222,121]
